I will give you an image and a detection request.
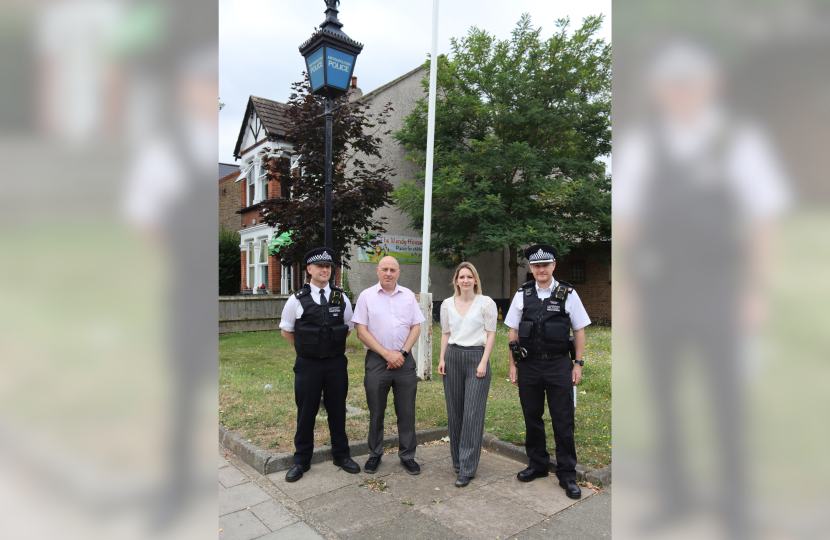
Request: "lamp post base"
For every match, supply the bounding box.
[413,293,433,381]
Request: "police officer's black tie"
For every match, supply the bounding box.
[320,289,327,307]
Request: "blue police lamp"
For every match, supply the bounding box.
[299,0,363,100]
[298,0,364,253]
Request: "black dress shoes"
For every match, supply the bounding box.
[285,464,310,482]
[333,457,361,474]
[364,456,382,474]
[517,466,549,482]
[559,479,582,499]
[400,459,421,475]
[455,475,471,487]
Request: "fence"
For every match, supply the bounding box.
[219,295,289,334]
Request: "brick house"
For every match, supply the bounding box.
[230,95,341,295]
[218,163,242,231]
[551,244,611,325]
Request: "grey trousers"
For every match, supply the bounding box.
[443,344,491,477]
[364,350,419,460]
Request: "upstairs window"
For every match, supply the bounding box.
[258,163,268,200]
[246,166,255,207]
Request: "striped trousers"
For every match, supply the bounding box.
[443,344,491,477]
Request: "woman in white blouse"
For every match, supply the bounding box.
[438,262,498,487]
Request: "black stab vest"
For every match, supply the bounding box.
[293,284,349,358]
[517,280,573,356]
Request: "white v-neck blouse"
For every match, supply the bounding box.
[440,295,498,347]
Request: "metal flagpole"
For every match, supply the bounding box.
[420,0,438,294]
[415,0,439,380]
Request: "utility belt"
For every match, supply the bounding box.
[524,350,570,361]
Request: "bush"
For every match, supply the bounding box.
[219,227,241,295]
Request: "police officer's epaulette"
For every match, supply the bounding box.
[518,280,536,292]
[331,284,344,292]
[294,285,310,299]
[553,280,574,301]
[518,280,536,297]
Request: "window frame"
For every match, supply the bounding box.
[570,260,587,283]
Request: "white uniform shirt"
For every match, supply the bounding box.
[504,280,591,331]
[279,282,354,332]
[440,295,499,347]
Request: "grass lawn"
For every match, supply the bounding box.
[219,322,611,469]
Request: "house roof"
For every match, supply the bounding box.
[251,96,290,138]
[219,162,239,180]
[233,96,290,159]
[357,65,424,103]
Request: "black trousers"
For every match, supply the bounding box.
[517,354,577,481]
[293,354,351,466]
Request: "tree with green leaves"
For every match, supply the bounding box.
[394,14,611,293]
[219,227,241,295]
[259,73,396,270]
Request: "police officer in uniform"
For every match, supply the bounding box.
[279,248,361,482]
[504,244,591,499]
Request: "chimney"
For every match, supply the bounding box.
[347,76,363,102]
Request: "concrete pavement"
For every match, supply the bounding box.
[219,442,611,540]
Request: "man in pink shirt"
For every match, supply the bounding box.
[352,256,425,475]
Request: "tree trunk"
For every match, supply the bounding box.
[509,246,519,295]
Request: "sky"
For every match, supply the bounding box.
[219,0,612,165]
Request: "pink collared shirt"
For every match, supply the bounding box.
[351,282,425,352]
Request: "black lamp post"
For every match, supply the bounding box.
[299,0,363,251]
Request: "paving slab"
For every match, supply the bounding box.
[266,460,363,502]
[255,522,325,540]
[419,488,547,540]
[431,451,522,488]
[219,465,251,488]
[218,509,271,540]
[299,483,408,538]
[249,500,299,532]
[348,508,466,540]
[412,443,452,464]
[482,475,595,516]
[380,462,468,509]
[513,492,611,539]
[219,482,273,516]
[470,452,526,487]
[220,455,231,468]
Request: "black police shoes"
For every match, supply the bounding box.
[364,456,381,474]
[455,475,472,488]
[517,466,549,482]
[285,463,310,483]
[333,457,361,474]
[400,458,421,475]
[559,478,582,499]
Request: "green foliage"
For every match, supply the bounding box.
[260,73,396,270]
[394,14,611,289]
[219,227,241,295]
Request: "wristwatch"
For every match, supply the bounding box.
[399,349,409,358]
[573,359,584,367]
